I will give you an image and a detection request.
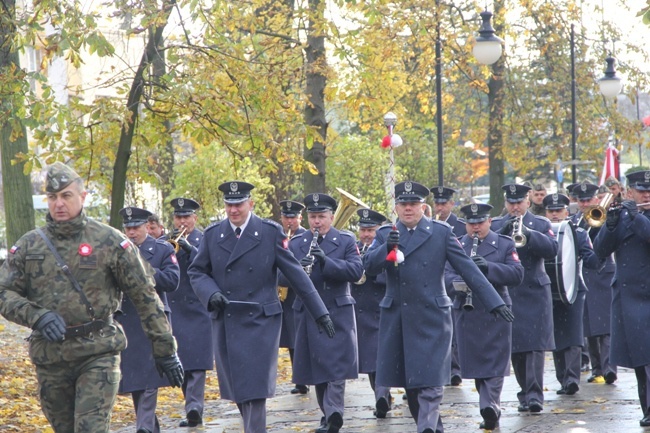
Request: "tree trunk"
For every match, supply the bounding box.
[0,0,36,245]
[488,0,506,216]
[303,0,327,194]
[109,0,175,228]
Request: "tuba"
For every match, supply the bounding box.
[167,226,187,253]
[332,188,370,229]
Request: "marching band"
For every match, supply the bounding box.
[4,168,649,433]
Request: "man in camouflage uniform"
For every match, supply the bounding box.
[0,162,184,433]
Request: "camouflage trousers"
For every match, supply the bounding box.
[35,352,121,433]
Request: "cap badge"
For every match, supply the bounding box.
[60,175,68,184]
[287,202,292,209]
[405,181,412,192]
[581,183,587,192]
[178,198,185,207]
[363,209,369,218]
[230,182,238,192]
[552,193,558,201]
[509,185,516,193]
[470,204,478,213]
[125,207,132,216]
[50,177,60,190]
[438,187,444,194]
[312,193,320,203]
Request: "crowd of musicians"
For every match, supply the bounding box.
[16,166,647,433]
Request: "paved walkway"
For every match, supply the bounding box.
[114,354,648,433]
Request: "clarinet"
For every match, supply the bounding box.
[463,234,479,312]
[303,228,320,275]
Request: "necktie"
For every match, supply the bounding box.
[317,235,324,244]
[408,229,414,235]
[235,227,242,238]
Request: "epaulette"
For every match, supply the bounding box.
[339,229,356,238]
[376,224,393,234]
[491,215,506,223]
[496,233,515,242]
[533,214,552,224]
[432,219,451,228]
[204,220,222,233]
[262,218,283,231]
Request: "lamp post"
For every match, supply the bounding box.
[598,55,623,99]
[570,24,577,184]
[434,5,503,186]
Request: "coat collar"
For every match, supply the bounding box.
[217,214,263,266]
[397,218,432,256]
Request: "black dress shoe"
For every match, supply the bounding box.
[480,406,499,430]
[517,402,529,412]
[605,371,618,384]
[136,430,152,433]
[325,412,343,433]
[375,396,390,418]
[450,374,462,386]
[402,393,408,400]
[179,408,202,427]
[528,399,543,413]
[640,414,650,427]
[291,384,309,394]
[566,382,579,395]
[422,429,435,433]
[556,387,567,395]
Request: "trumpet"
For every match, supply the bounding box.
[583,193,614,228]
[511,215,527,248]
[303,228,320,275]
[167,226,188,253]
[463,234,479,312]
[353,243,369,285]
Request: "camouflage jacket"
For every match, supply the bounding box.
[0,212,176,364]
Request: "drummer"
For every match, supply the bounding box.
[544,193,601,396]
[490,184,558,414]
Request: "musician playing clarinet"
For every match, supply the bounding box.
[445,203,523,430]
[593,170,650,427]
[490,183,558,414]
[544,193,601,397]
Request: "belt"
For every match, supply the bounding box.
[65,317,112,338]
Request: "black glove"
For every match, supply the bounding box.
[491,305,515,322]
[310,246,326,263]
[606,206,621,229]
[155,354,184,388]
[33,311,66,342]
[315,314,335,338]
[300,255,315,268]
[208,292,230,313]
[387,230,400,253]
[471,255,489,275]
[176,236,193,254]
[621,200,639,220]
[498,218,515,236]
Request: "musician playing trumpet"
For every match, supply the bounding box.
[350,208,393,419]
[593,170,650,427]
[544,193,602,397]
[277,200,308,395]
[445,203,524,430]
[491,183,558,414]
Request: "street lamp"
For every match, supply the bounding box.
[434,5,503,186]
[598,55,623,98]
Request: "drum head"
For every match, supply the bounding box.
[551,221,579,304]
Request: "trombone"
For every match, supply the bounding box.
[167,226,187,253]
[512,215,527,247]
[583,193,613,228]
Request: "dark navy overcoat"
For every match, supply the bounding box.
[279,226,306,349]
[593,209,650,368]
[581,226,615,337]
[166,228,214,371]
[552,226,601,350]
[351,240,386,374]
[445,230,524,378]
[284,227,363,384]
[188,214,328,402]
[491,211,558,353]
[118,235,180,393]
[363,218,506,389]
[446,212,467,238]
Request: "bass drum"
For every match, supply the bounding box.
[544,220,579,304]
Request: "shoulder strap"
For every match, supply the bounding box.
[36,228,96,320]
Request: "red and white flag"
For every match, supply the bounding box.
[599,143,620,186]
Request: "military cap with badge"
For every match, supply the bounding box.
[171,197,201,215]
[395,181,429,202]
[357,209,387,227]
[572,182,599,201]
[218,181,255,204]
[430,186,457,203]
[543,193,570,210]
[460,203,493,223]
[626,170,650,191]
[118,206,152,227]
[303,193,337,212]
[502,183,531,203]
[46,161,82,193]
[280,200,305,217]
